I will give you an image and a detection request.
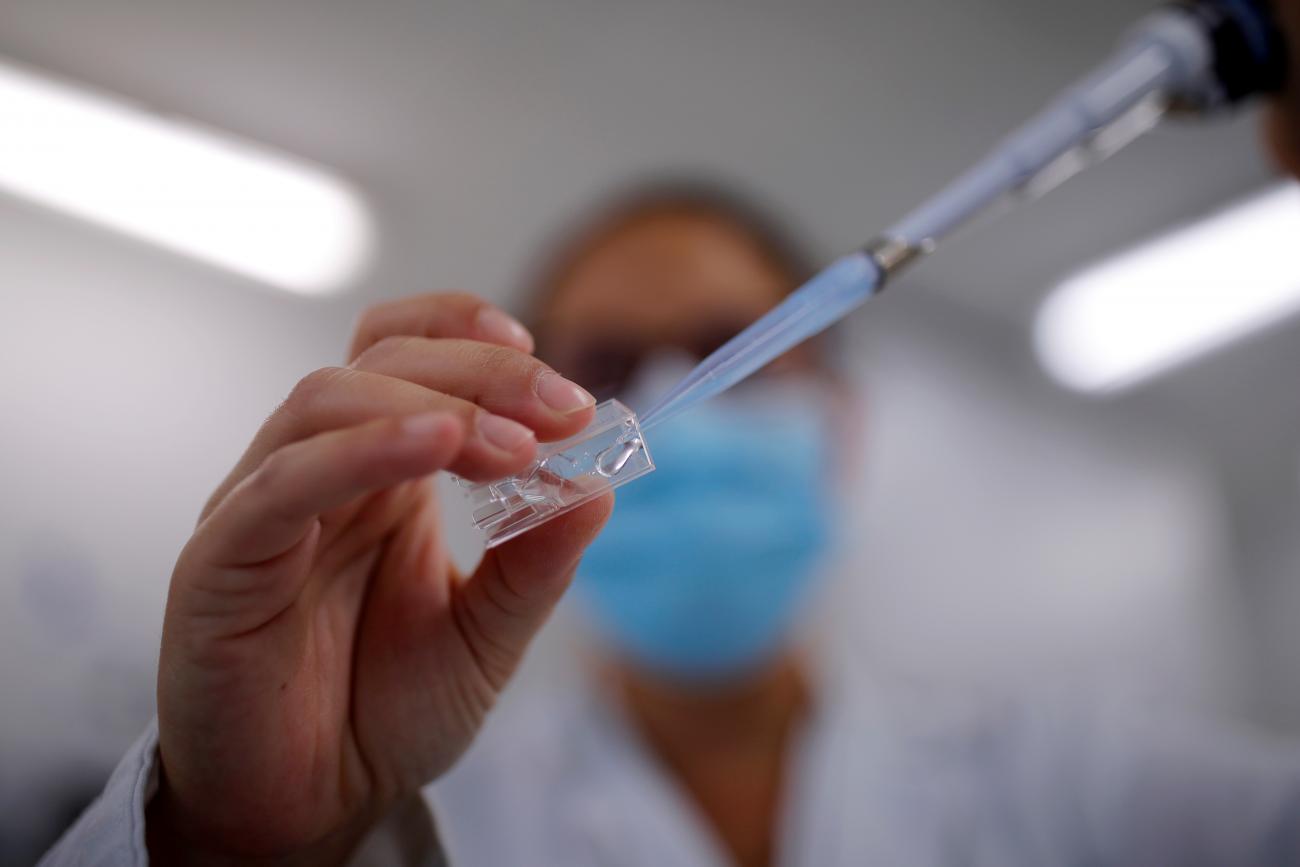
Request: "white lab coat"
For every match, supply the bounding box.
[37,721,442,867]
[428,676,1300,866]
[39,677,1300,865]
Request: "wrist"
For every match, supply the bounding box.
[145,772,383,867]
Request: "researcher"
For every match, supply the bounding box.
[422,183,1300,867]
[38,0,1300,863]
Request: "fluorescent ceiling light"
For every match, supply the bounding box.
[0,59,372,294]
[1035,182,1300,393]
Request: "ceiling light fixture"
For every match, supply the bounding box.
[1035,182,1300,393]
[0,58,372,295]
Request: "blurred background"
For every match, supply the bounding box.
[1,0,1298,862]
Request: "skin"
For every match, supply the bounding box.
[1266,0,1300,178]
[541,212,789,351]
[538,209,821,867]
[148,294,612,865]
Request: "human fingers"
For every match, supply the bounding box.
[205,367,538,520]
[352,337,596,443]
[177,412,465,632]
[349,292,534,361]
[450,495,613,689]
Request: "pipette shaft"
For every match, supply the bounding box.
[642,0,1287,430]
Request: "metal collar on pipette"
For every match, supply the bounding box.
[862,235,931,289]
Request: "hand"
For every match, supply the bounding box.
[1265,0,1300,177]
[148,294,610,865]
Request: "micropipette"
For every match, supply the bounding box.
[459,0,1288,547]
[641,0,1289,430]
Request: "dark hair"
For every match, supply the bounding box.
[521,176,817,340]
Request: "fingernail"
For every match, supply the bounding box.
[475,307,534,352]
[536,372,596,415]
[401,411,454,438]
[476,412,535,452]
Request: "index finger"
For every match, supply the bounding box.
[199,412,467,569]
[349,293,534,361]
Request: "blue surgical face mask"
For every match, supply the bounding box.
[575,390,833,682]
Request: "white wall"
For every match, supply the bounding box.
[1238,491,1300,729]
[0,199,357,862]
[823,306,1246,708]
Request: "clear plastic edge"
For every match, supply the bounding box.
[453,399,655,548]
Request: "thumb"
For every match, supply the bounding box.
[453,494,613,688]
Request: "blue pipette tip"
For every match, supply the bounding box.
[641,251,881,429]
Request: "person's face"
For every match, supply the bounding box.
[538,209,841,683]
[537,210,816,399]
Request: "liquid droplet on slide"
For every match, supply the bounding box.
[596,438,641,478]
